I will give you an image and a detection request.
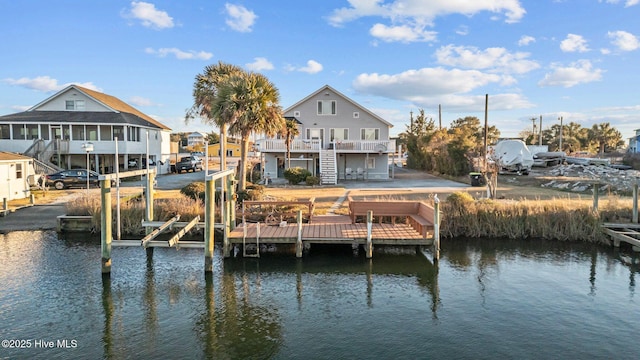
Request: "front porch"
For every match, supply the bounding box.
[257,139,396,154]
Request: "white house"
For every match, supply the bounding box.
[256,85,395,184]
[0,85,173,174]
[628,129,640,153]
[187,132,205,148]
[0,152,36,201]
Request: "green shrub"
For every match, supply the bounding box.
[180,182,206,201]
[284,167,312,185]
[237,184,265,202]
[305,176,320,186]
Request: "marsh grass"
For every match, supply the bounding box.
[66,193,206,235]
[441,192,629,243]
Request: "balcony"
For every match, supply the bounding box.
[257,139,396,154]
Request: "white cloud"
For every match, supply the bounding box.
[3,76,101,92]
[125,1,174,29]
[129,96,157,107]
[328,0,526,28]
[560,34,590,52]
[289,60,323,74]
[369,23,437,43]
[145,47,213,60]
[602,0,639,7]
[246,57,274,71]
[351,66,534,112]
[608,30,640,51]
[11,105,31,112]
[518,35,535,46]
[435,45,540,74]
[225,3,257,32]
[538,60,603,88]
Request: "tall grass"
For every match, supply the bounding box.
[441,192,627,243]
[66,194,207,235]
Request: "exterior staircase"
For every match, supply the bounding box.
[319,149,337,185]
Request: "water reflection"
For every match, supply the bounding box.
[2,231,640,359]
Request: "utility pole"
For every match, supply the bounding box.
[558,116,563,151]
[438,104,442,130]
[539,115,543,146]
[530,117,537,144]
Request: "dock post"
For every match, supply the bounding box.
[101,180,112,275]
[296,210,303,258]
[633,181,638,223]
[223,180,231,258]
[228,177,236,230]
[204,177,215,272]
[2,198,7,211]
[145,171,155,260]
[433,195,440,262]
[593,183,600,212]
[366,210,373,258]
[30,194,35,205]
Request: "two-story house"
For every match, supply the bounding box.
[0,85,172,174]
[257,85,395,184]
[187,132,205,148]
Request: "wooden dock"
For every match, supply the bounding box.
[602,223,640,251]
[228,215,433,248]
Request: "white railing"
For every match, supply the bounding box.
[258,139,395,153]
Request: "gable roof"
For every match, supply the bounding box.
[25,85,171,131]
[0,151,32,162]
[284,85,393,127]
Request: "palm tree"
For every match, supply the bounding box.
[216,72,285,191]
[186,62,245,170]
[280,118,300,168]
[589,122,624,154]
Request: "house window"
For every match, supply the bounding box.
[40,124,50,140]
[72,125,85,141]
[128,126,140,142]
[317,100,336,115]
[366,157,375,169]
[12,124,26,140]
[16,163,23,179]
[100,125,112,141]
[26,124,39,140]
[330,128,348,141]
[86,125,98,140]
[66,100,85,110]
[113,126,124,141]
[361,128,379,140]
[0,124,9,139]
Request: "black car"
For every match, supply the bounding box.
[44,170,111,190]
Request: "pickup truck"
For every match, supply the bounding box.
[176,156,203,173]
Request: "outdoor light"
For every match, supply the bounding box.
[82,142,94,193]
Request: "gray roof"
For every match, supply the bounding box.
[0,111,166,130]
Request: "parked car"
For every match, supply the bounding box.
[176,156,203,173]
[127,158,156,168]
[44,170,115,190]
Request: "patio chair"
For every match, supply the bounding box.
[345,167,353,180]
[356,167,365,180]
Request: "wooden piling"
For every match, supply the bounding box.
[433,196,441,262]
[633,181,638,223]
[30,194,35,205]
[296,210,303,258]
[228,177,236,230]
[145,172,155,259]
[204,178,215,272]
[366,210,373,258]
[593,183,600,212]
[100,180,112,275]
[2,198,7,211]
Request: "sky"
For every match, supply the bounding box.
[1,0,639,143]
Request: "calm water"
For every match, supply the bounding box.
[0,231,639,360]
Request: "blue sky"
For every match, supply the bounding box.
[1,0,639,142]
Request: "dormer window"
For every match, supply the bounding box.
[317,100,336,115]
[65,100,85,110]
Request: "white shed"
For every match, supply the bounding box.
[0,152,36,201]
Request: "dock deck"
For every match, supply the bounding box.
[228,215,433,246]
